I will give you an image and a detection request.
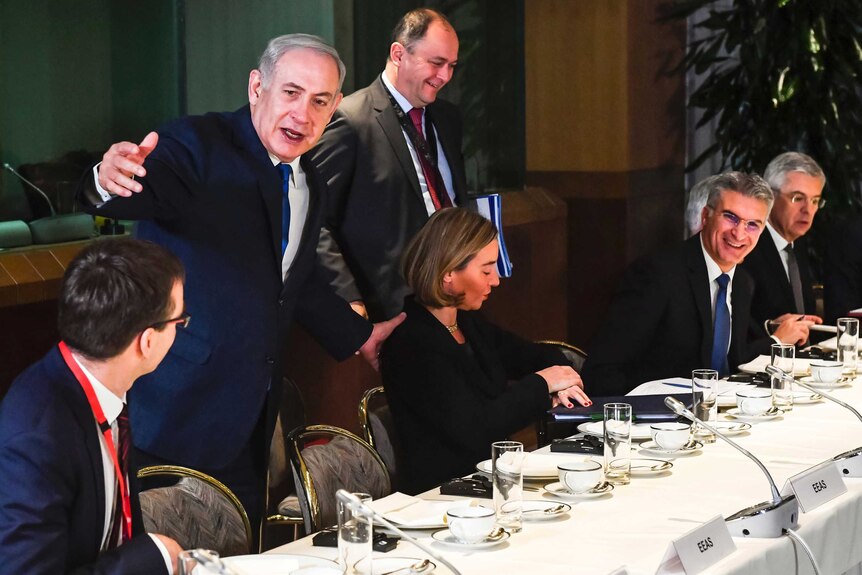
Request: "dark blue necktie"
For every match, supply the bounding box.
[711,273,731,377]
[277,163,292,257]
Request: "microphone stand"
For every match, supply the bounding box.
[664,397,799,538]
[765,365,862,477]
[2,162,56,216]
[335,489,463,575]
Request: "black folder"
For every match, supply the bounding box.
[548,393,697,422]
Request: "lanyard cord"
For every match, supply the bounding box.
[58,341,132,542]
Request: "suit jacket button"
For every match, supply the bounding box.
[266,356,274,365]
[278,299,284,306]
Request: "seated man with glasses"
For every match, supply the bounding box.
[0,238,186,574]
[583,172,801,395]
[739,152,825,340]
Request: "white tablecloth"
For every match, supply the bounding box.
[270,380,862,574]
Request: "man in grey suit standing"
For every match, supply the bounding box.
[311,8,469,321]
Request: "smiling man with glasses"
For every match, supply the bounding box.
[584,172,803,395]
[739,152,825,340]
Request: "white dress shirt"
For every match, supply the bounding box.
[267,154,309,281]
[381,72,456,215]
[700,238,735,356]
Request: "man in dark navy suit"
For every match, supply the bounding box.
[78,35,404,532]
[584,173,810,395]
[0,238,184,574]
[740,152,824,338]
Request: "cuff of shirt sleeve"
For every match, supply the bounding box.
[770,335,782,345]
[147,533,174,574]
[92,162,115,203]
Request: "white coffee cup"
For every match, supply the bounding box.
[736,389,773,415]
[810,360,843,383]
[649,422,691,451]
[446,506,495,544]
[557,459,603,494]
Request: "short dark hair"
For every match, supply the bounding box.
[390,8,453,56]
[58,238,185,360]
[402,208,498,308]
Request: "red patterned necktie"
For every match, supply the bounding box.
[407,107,452,210]
[107,404,130,548]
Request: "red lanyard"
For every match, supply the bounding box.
[58,341,132,543]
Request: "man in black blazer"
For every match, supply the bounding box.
[78,35,403,532]
[0,239,183,574]
[584,173,793,395]
[740,152,825,336]
[311,8,469,321]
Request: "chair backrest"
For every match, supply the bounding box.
[358,386,402,490]
[535,340,588,372]
[287,424,391,533]
[138,465,252,557]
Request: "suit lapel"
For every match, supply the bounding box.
[370,77,424,202]
[686,236,714,367]
[760,233,795,309]
[730,270,753,366]
[53,349,109,550]
[229,107,283,269]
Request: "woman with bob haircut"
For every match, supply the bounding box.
[381,208,591,493]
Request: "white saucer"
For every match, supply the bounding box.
[363,557,437,575]
[725,407,784,422]
[521,500,571,520]
[639,440,703,456]
[792,392,823,404]
[578,421,653,441]
[629,458,673,475]
[543,481,614,500]
[704,422,752,435]
[431,528,509,549]
[799,376,852,389]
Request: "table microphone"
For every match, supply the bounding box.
[765,364,862,477]
[664,396,799,538]
[335,490,463,575]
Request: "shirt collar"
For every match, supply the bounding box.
[700,234,736,284]
[269,154,302,183]
[72,354,125,424]
[381,71,415,114]
[766,221,791,251]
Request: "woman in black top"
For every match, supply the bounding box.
[381,208,591,493]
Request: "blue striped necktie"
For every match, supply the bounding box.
[710,273,731,377]
[277,163,292,257]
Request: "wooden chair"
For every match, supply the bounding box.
[358,386,404,491]
[287,424,391,533]
[138,465,252,557]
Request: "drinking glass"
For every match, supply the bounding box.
[491,440,524,533]
[837,318,859,377]
[337,492,372,574]
[603,403,632,485]
[770,343,795,411]
[691,369,718,443]
[178,549,223,575]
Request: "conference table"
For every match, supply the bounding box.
[271,368,862,574]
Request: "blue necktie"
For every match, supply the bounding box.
[711,273,731,377]
[277,163,292,257]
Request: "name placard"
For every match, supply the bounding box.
[657,515,736,574]
[783,460,847,512]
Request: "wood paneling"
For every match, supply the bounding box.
[525,0,629,172]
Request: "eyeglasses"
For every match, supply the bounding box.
[786,192,826,209]
[149,311,191,330]
[719,210,764,234]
